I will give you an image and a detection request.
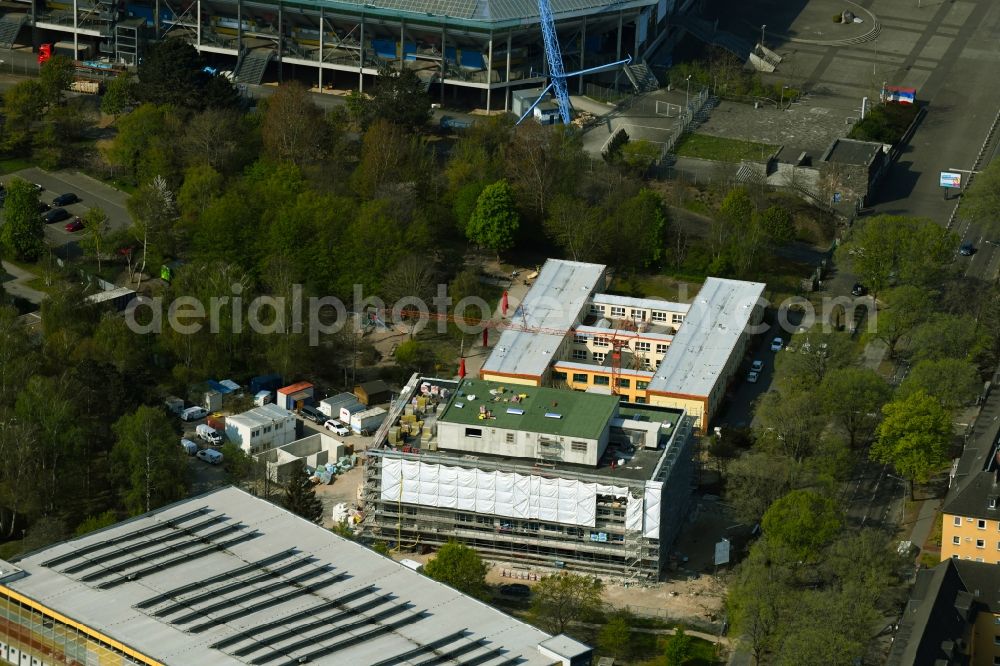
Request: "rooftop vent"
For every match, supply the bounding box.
[454,403,464,409]
[507,408,524,415]
[544,413,562,419]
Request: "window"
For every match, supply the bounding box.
[552,371,567,381]
[571,441,588,452]
[635,341,651,352]
[994,634,1000,646]
[465,427,482,438]
[593,352,606,363]
[594,376,610,386]
[991,497,998,509]
[672,314,684,324]
[574,334,588,344]
[637,381,649,390]
[656,343,668,354]
[955,516,963,526]
[977,539,986,549]
[572,349,587,360]
[477,515,493,525]
[457,513,473,523]
[572,373,588,383]
[590,304,604,315]
[977,557,985,562]
[954,536,962,545]
[610,306,626,317]
[651,311,667,322]
[616,378,630,389]
[980,519,988,529]
[993,655,1000,665]
[995,616,1000,625]
[505,433,515,444]
[635,397,647,404]
[594,336,610,348]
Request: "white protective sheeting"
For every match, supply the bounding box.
[625,492,644,532]
[380,458,630,528]
[643,481,662,538]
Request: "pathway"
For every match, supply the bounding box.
[1,260,45,304]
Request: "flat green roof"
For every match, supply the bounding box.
[439,379,618,440]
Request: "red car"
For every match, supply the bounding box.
[64,217,84,232]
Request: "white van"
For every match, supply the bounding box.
[196,424,223,446]
[180,438,198,456]
[181,406,208,422]
[196,449,223,465]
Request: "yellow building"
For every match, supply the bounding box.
[941,442,1000,563]
[888,558,1000,665]
[479,259,766,431]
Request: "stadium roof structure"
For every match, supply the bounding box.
[647,277,766,397]
[0,487,582,666]
[438,378,619,440]
[481,259,606,381]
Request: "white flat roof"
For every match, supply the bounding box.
[481,259,605,380]
[591,293,691,314]
[227,403,294,429]
[3,487,561,666]
[647,277,766,397]
[574,324,674,343]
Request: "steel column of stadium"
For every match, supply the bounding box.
[318,7,324,91]
[399,20,405,70]
[237,0,242,54]
[578,17,586,94]
[486,35,493,111]
[615,11,622,92]
[439,23,446,103]
[277,0,283,81]
[196,0,201,48]
[358,13,365,92]
[72,0,78,57]
[504,31,511,111]
[155,0,160,38]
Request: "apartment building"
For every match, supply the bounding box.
[479,259,766,430]
[363,376,695,582]
[942,435,1000,563]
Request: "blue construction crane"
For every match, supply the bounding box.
[517,0,633,126]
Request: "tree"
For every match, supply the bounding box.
[619,140,660,176]
[111,406,186,514]
[349,65,431,131]
[761,490,841,563]
[352,119,429,199]
[101,73,138,118]
[177,164,223,222]
[870,285,934,358]
[872,391,952,495]
[818,367,891,447]
[774,329,855,388]
[104,103,180,185]
[127,175,178,284]
[597,613,631,659]
[753,390,824,462]
[137,39,208,108]
[91,312,147,374]
[725,451,798,525]
[0,178,44,262]
[962,159,1000,236]
[0,305,37,408]
[757,205,795,244]
[181,109,258,174]
[466,180,519,257]
[261,82,329,168]
[1,80,46,153]
[544,195,604,262]
[423,541,489,599]
[38,55,75,106]
[727,548,792,665]
[605,188,670,274]
[282,460,324,523]
[79,207,110,273]
[75,510,118,536]
[506,122,582,217]
[664,626,693,665]
[899,358,981,410]
[529,573,604,634]
[909,313,988,364]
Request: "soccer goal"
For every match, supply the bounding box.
[655,100,680,117]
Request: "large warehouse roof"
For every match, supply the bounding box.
[481,259,605,381]
[647,277,766,398]
[0,487,580,666]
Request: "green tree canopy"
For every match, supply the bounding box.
[111,406,186,514]
[663,626,694,666]
[961,159,1000,237]
[0,178,44,262]
[873,390,952,492]
[775,328,856,389]
[761,490,842,562]
[136,39,237,109]
[2,80,46,153]
[105,103,181,185]
[529,573,604,634]
[869,285,934,358]
[348,65,431,131]
[282,460,324,523]
[466,180,520,257]
[101,73,138,117]
[752,390,824,462]
[899,358,981,410]
[261,82,330,169]
[818,367,891,447]
[423,541,490,599]
[38,55,75,106]
[597,613,631,659]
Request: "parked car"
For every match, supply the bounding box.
[750,360,764,373]
[324,419,350,436]
[196,423,224,446]
[196,448,223,465]
[43,207,70,224]
[959,242,976,256]
[37,201,51,213]
[851,283,866,296]
[180,439,198,456]
[747,370,760,383]
[499,583,531,597]
[64,217,84,232]
[181,406,208,422]
[301,405,327,424]
[770,337,784,352]
[32,183,43,193]
[52,192,79,206]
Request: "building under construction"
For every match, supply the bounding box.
[362,374,695,582]
[0,0,694,109]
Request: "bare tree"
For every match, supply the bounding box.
[126,175,177,288]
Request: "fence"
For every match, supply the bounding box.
[657,87,710,166]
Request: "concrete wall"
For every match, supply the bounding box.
[436,420,609,466]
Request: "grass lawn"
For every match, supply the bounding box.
[0,157,35,174]
[674,133,777,162]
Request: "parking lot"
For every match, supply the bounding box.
[1,167,132,252]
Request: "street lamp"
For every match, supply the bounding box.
[760,24,766,48]
[685,74,691,111]
[780,84,789,110]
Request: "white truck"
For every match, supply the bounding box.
[196,424,223,446]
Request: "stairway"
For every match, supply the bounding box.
[0,14,26,50]
[234,48,274,85]
[671,14,753,61]
[624,61,659,94]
